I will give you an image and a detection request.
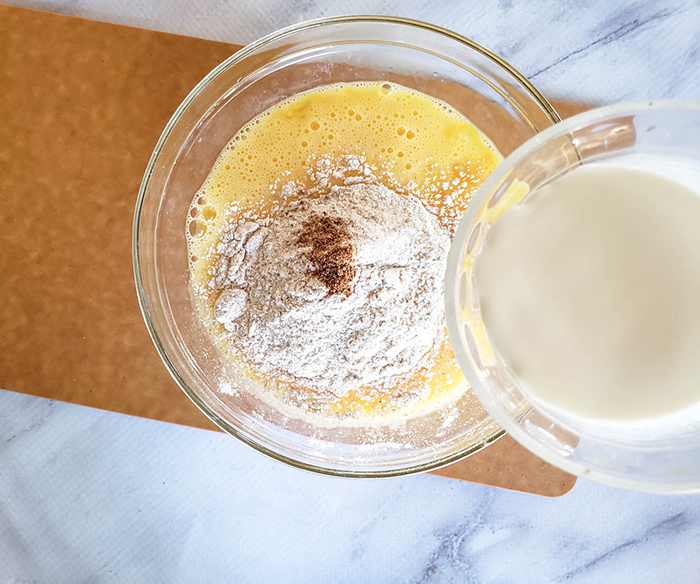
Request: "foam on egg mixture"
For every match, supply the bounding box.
[187,81,501,422]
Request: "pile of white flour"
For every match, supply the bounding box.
[210,182,450,397]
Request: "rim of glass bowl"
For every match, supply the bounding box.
[446,100,700,492]
[133,15,561,478]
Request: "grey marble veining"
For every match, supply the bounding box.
[0,389,699,583]
[4,0,699,106]
[1,0,699,582]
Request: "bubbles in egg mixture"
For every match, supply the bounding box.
[186,81,500,268]
[185,81,502,421]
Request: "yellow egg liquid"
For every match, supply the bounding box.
[187,81,501,422]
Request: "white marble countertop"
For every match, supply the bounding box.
[1,0,699,582]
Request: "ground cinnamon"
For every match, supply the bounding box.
[298,213,355,296]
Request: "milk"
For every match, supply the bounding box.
[476,164,700,422]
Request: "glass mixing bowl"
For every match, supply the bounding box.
[133,16,560,476]
[446,101,700,492]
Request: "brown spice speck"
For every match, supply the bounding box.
[298,213,355,296]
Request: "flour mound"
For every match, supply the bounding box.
[212,183,450,396]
